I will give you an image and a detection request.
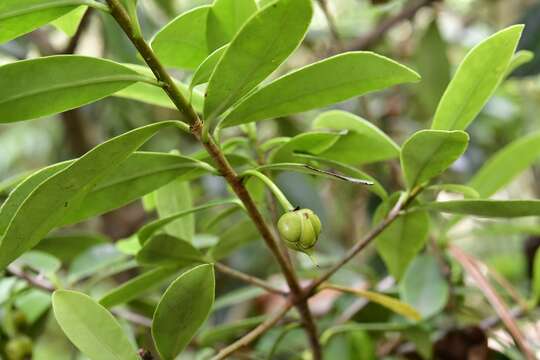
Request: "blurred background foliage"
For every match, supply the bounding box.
[2,0,540,359]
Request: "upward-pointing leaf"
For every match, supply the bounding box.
[221,52,420,127]
[52,290,139,360]
[313,110,400,165]
[0,55,145,123]
[206,0,258,51]
[401,130,469,190]
[468,131,540,198]
[0,0,82,44]
[151,6,211,69]
[153,264,215,359]
[204,0,313,121]
[0,121,181,270]
[431,25,523,130]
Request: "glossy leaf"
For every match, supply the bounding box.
[420,200,540,218]
[222,52,420,127]
[151,6,211,69]
[204,0,313,121]
[138,199,241,244]
[313,110,400,165]
[190,45,228,90]
[52,290,139,360]
[206,0,258,51]
[0,121,181,270]
[374,193,430,279]
[468,131,540,198]
[431,25,523,130]
[400,255,449,318]
[401,130,469,189]
[0,55,146,122]
[136,234,206,267]
[152,264,215,359]
[52,5,86,36]
[155,178,194,243]
[270,131,343,164]
[99,266,179,308]
[0,0,83,44]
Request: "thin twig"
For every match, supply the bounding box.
[346,0,438,52]
[316,0,343,51]
[215,262,287,296]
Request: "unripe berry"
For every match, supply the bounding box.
[5,335,32,360]
[277,209,321,254]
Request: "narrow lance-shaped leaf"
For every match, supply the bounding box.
[204,0,313,121]
[313,110,400,165]
[206,0,258,51]
[151,6,211,69]
[52,290,139,360]
[190,45,229,90]
[270,131,344,164]
[136,234,206,267]
[221,52,420,127]
[401,130,469,190]
[0,121,181,270]
[431,25,523,130]
[0,55,147,123]
[153,264,215,359]
[0,0,89,44]
[155,177,195,243]
[419,200,540,218]
[468,131,540,198]
[51,5,86,36]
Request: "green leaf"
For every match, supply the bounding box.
[533,250,540,304]
[51,5,86,36]
[15,251,61,274]
[99,266,179,309]
[420,200,540,218]
[401,130,469,189]
[505,50,534,76]
[270,131,343,164]
[468,131,540,198]
[197,316,265,346]
[256,163,373,185]
[400,255,449,318]
[155,178,194,243]
[208,219,259,260]
[427,184,479,199]
[151,6,211,69]
[68,244,127,283]
[221,52,420,127]
[312,110,400,165]
[0,121,181,270]
[152,264,215,359]
[15,289,51,325]
[431,25,523,130]
[206,0,258,51]
[53,290,139,360]
[138,199,241,244]
[374,193,430,279]
[136,234,206,267]
[34,233,107,263]
[0,0,84,44]
[204,0,313,121]
[190,45,228,90]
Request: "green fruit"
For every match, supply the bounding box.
[277,209,321,253]
[5,336,32,360]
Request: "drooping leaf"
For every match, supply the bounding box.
[151,6,211,69]
[374,193,430,279]
[0,55,147,123]
[420,200,540,218]
[99,266,179,309]
[155,178,194,243]
[206,0,258,51]
[136,234,206,267]
[190,45,228,90]
[51,5,86,36]
[152,264,215,359]
[138,199,241,244]
[312,110,400,165]
[401,130,469,189]
[52,290,139,360]
[431,25,523,130]
[204,0,313,121]
[270,131,343,164]
[468,131,540,198]
[0,121,181,270]
[400,255,449,318]
[0,0,83,44]
[222,52,420,127]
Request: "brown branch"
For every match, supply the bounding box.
[104,1,321,358]
[214,262,287,296]
[449,245,535,360]
[346,0,439,52]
